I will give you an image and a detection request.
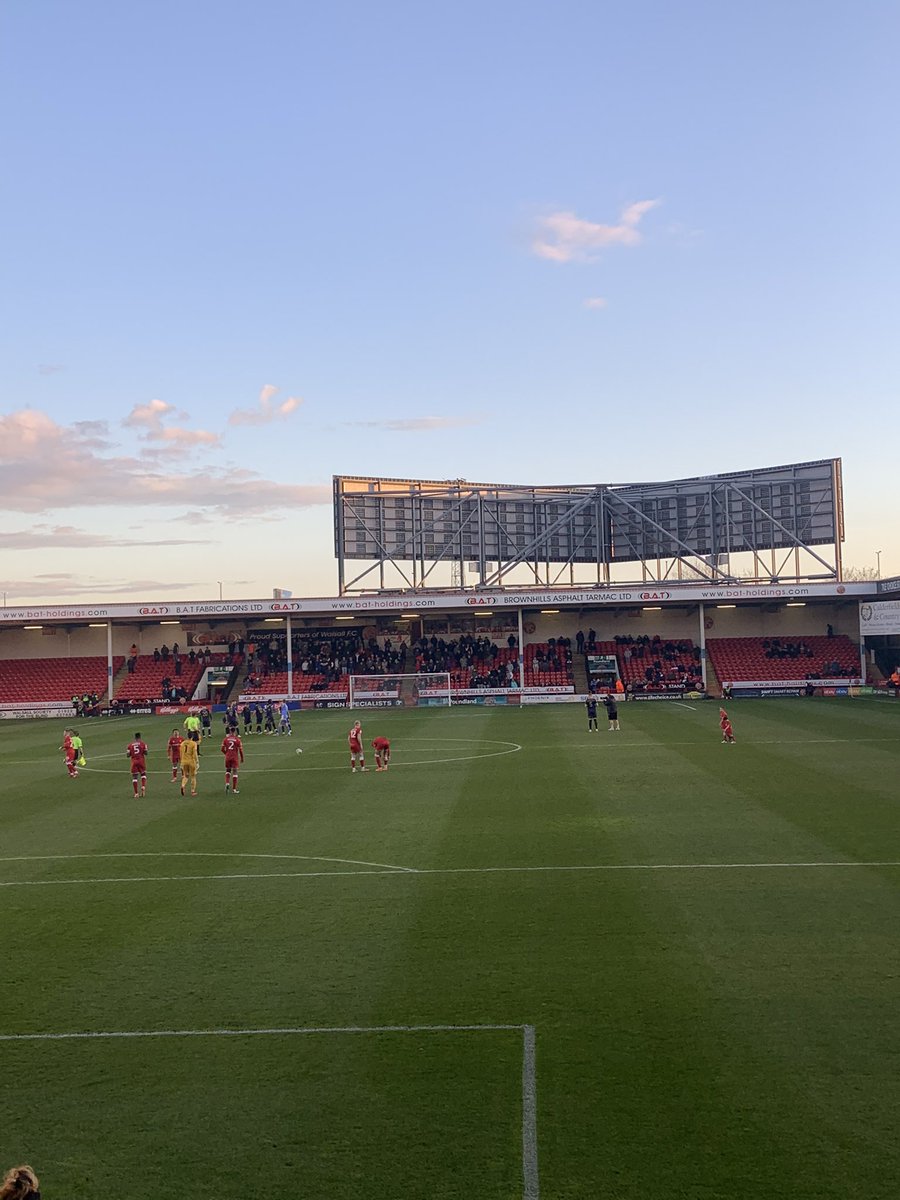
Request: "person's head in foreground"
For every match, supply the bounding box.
[1,1165,40,1200]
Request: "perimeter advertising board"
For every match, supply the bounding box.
[0,580,873,626]
[859,600,900,636]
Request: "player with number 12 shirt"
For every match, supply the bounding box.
[348,720,367,772]
[221,726,245,794]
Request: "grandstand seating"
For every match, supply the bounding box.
[613,637,702,688]
[241,644,576,693]
[523,643,574,688]
[707,635,861,683]
[114,654,230,702]
[242,671,348,695]
[0,656,123,703]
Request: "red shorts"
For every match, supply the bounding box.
[349,741,362,755]
[224,755,241,770]
[130,761,146,775]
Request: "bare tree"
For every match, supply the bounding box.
[842,565,879,581]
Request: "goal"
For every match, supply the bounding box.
[348,672,452,709]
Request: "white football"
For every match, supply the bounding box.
[296,748,303,755]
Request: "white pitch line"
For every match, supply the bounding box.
[0,869,404,888]
[417,861,900,875]
[522,1025,539,1200]
[0,851,418,873]
[3,860,900,890]
[0,1022,525,1042]
[521,736,900,749]
[76,741,522,775]
[673,702,696,710]
[0,1021,540,1198]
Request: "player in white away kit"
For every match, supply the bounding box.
[348,720,367,772]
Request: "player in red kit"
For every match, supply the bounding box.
[372,736,391,771]
[348,720,366,772]
[167,728,184,783]
[60,728,79,779]
[221,726,244,794]
[719,707,736,744]
[126,732,149,796]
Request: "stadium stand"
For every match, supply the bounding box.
[113,654,228,702]
[0,656,123,703]
[706,635,860,683]
[523,642,574,688]
[242,671,348,695]
[613,635,703,689]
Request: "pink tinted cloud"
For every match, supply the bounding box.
[0,525,210,550]
[3,577,207,601]
[123,398,177,429]
[532,200,660,262]
[123,399,220,447]
[0,408,329,518]
[228,385,304,427]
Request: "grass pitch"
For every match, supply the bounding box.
[2,698,899,1199]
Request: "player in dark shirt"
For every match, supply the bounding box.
[585,697,598,732]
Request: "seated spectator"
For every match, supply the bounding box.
[1,1164,40,1199]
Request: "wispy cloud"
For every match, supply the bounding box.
[2,577,208,601]
[229,384,303,427]
[532,200,660,263]
[583,297,608,310]
[38,363,65,376]
[0,408,330,518]
[346,416,482,432]
[0,524,211,550]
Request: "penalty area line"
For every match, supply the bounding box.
[3,860,900,890]
[0,1022,526,1042]
[0,851,418,873]
[0,1022,539,1199]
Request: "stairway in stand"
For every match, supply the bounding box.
[108,658,130,704]
[572,656,590,695]
[400,676,419,707]
[704,654,721,698]
[222,662,249,704]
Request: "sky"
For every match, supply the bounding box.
[1,0,898,604]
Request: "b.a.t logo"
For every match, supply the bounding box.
[640,591,670,601]
[140,606,169,615]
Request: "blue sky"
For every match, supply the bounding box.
[1,0,897,601]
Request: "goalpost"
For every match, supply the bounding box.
[348,672,452,709]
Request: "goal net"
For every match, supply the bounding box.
[348,672,452,709]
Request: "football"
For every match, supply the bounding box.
[296,748,303,755]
